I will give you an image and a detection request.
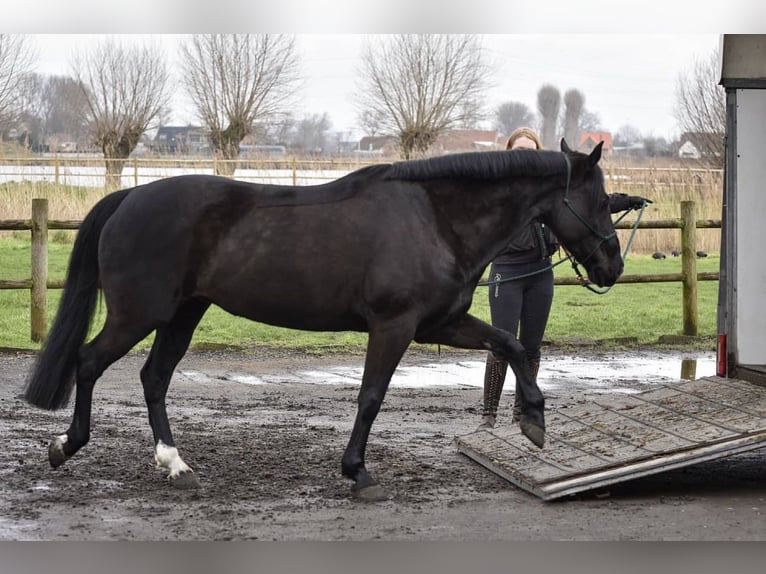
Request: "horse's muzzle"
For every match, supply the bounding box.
[588,259,624,287]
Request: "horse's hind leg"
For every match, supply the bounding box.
[49,318,154,469]
[140,299,209,489]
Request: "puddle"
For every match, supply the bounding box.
[180,352,716,394]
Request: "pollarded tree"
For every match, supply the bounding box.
[537,84,560,150]
[179,34,302,175]
[674,46,725,165]
[562,88,585,148]
[72,38,170,189]
[356,34,490,159]
[0,34,37,136]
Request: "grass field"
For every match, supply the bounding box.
[0,235,720,353]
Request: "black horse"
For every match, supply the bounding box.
[24,140,622,500]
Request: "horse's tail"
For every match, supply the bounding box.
[24,188,133,410]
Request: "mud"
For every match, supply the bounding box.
[1,346,763,541]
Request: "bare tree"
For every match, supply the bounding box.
[256,113,295,146]
[73,38,170,188]
[290,113,331,154]
[562,89,585,148]
[0,35,37,136]
[179,34,301,175]
[359,108,387,137]
[579,109,602,133]
[20,75,91,151]
[356,35,490,159]
[536,84,560,149]
[614,124,642,147]
[674,46,725,164]
[14,72,45,149]
[494,101,535,137]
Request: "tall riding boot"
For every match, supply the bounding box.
[478,352,508,429]
[512,358,540,423]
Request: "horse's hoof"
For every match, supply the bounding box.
[169,471,200,490]
[351,483,388,502]
[520,419,545,449]
[48,437,68,468]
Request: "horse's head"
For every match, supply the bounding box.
[543,139,623,287]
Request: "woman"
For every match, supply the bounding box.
[479,127,649,429]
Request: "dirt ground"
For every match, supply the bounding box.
[0,345,764,541]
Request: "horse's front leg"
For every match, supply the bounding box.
[342,319,415,501]
[415,313,545,448]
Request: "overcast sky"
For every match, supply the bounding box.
[29,33,720,142]
[9,1,761,143]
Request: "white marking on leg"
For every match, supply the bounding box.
[49,433,69,465]
[51,433,68,454]
[154,440,193,480]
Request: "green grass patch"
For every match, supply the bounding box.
[0,237,719,353]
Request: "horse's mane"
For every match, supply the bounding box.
[385,149,566,182]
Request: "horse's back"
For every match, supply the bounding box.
[94,171,443,331]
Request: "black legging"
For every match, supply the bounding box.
[488,259,554,362]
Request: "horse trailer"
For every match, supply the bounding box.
[457,35,766,500]
[718,34,766,384]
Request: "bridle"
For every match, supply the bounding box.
[560,154,646,293]
[479,153,645,293]
[561,155,617,243]
[565,204,644,294]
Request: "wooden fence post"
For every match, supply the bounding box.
[681,200,698,336]
[31,198,48,343]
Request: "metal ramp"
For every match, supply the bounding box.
[456,376,766,500]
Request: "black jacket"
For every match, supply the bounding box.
[494,193,633,264]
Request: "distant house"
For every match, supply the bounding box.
[579,131,613,155]
[677,132,723,160]
[355,135,398,156]
[611,142,646,158]
[45,133,78,153]
[151,125,210,155]
[678,139,701,159]
[434,129,503,153]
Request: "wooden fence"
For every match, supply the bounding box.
[0,199,720,343]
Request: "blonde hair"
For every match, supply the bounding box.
[506,127,543,150]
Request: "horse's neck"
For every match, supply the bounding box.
[427,178,561,273]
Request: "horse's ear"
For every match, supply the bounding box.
[560,138,572,153]
[588,141,604,166]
